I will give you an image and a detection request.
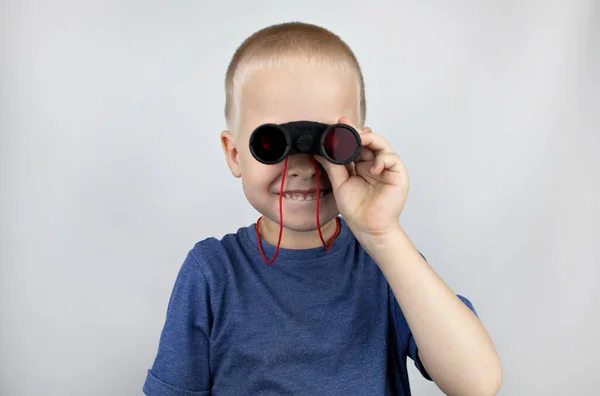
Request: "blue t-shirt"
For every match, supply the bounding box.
[143,217,475,395]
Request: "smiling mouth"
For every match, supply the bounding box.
[272,190,332,201]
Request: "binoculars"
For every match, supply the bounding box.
[249,121,361,165]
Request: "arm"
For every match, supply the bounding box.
[316,116,502,395]
[143,251,211,396]
[359,225,502,396]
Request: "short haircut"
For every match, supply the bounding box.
[224,21,366,131]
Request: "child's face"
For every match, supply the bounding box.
[222,64,361,232]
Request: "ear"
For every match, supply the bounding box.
[221,130,242,178]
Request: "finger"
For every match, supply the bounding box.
[314,156,350,191]
[345,161,356,177]
[355,160,375,182]
[360,132,393,154]
[355,155,406,186]
[338,115,371,135]
[338,116,356,127]
[369,152,405,175]
[359,147,375,161]
[338,116,366,135]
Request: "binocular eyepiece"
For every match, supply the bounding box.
[249,121,361,165]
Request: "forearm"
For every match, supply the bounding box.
[358,225,502,396]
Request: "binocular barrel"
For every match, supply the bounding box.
[249,121,361,165]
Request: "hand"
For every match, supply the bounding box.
[316,117,409,238]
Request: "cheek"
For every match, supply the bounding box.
[237,139,285,189]
[240,158,282,192]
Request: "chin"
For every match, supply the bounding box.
[284,217,337,232]
[267,206,339,233]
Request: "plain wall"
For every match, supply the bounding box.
[1,0,598,395]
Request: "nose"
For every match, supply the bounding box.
[285,154,317,180]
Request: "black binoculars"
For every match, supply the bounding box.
[249,121,361,165]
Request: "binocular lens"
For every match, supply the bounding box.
[322,126,359,163]
[249,125,289,164]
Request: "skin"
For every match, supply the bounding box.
[221,62,502,395]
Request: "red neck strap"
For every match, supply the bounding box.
[256,156,341,264]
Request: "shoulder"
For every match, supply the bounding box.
[189,225,249,260]
[182,224,253,281]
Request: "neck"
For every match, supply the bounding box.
[258,216,339,249]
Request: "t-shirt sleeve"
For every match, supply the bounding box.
[143,251,212,396]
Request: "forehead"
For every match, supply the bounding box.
[238,66,360,135]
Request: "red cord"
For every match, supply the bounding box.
[312,157,340,250]
[256,156,340,264]
[256,157,288,264]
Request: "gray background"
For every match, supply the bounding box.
[1,0,598,395]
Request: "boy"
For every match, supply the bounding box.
[143,22,501,396]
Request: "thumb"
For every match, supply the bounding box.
[314,156,349,191]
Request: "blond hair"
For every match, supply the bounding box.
[224,21,366,132]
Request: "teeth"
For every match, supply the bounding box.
[281,193,326,201]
